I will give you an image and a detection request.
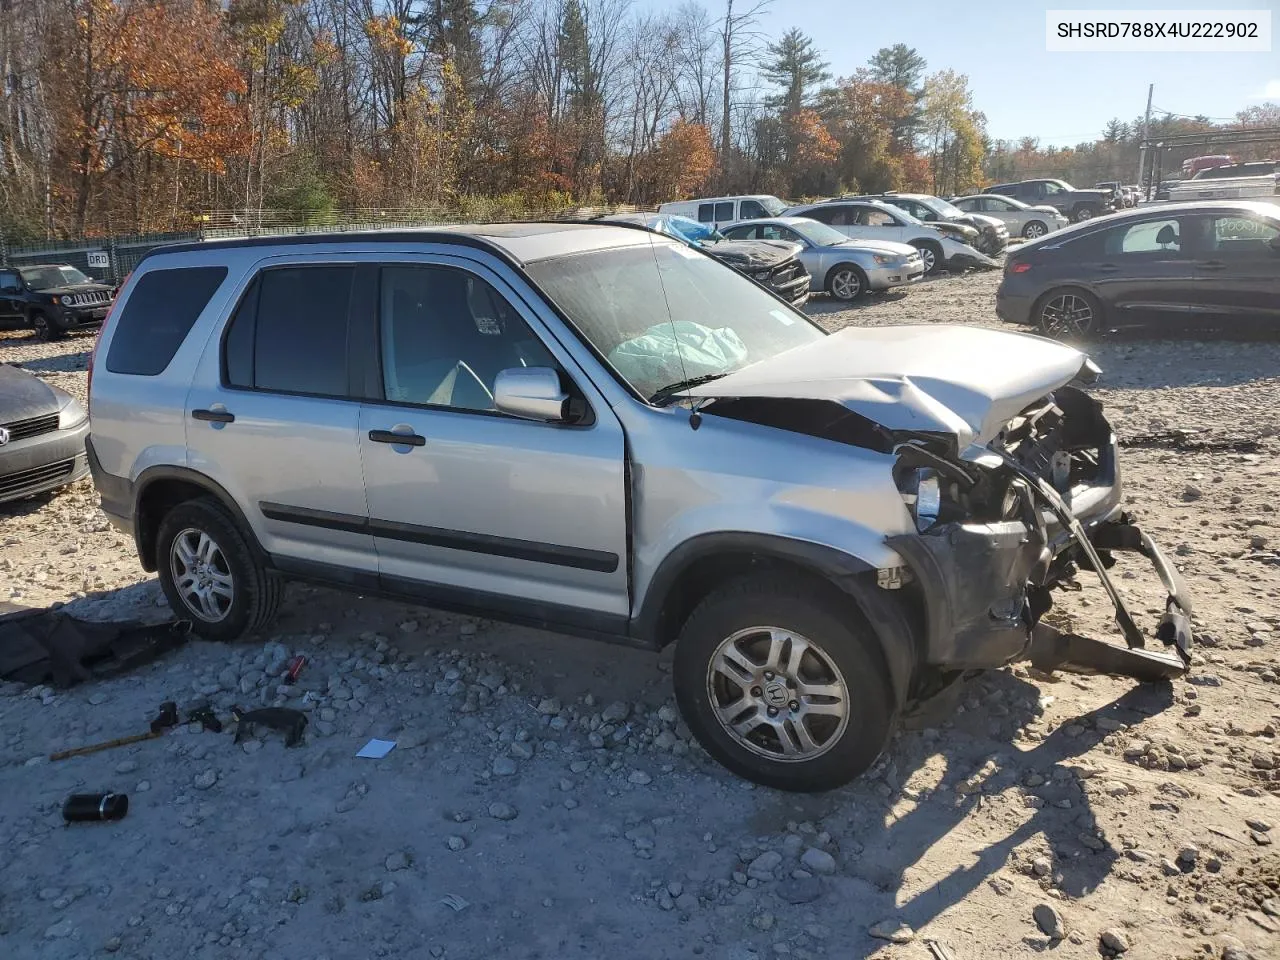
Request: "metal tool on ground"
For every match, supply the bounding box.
[63,792,129,823]
[50,701,181,761]
[282,655,307,685]
[186,706,223,733]
[231,706,307,748]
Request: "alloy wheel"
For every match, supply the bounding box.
[830,269,861,300]
[1024,221,1046,238]
[918,247,937,273]
[1039,293,1096,337]
[705,626,850,762]
[170,527,235,622]
[1076,208,1094,221]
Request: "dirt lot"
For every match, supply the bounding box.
[2,271,1278,960]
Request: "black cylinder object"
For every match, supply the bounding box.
[62,792,129,823]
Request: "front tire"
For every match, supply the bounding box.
[30,311,64,341]
[673,573,894,792]
[1073,205,1099,223]
[1022,220,1047,239]
[825,263,868,301]
[156,496,282,641]
[910,240,944,275]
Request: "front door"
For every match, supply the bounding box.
[1078,216,1197,328]
[357,258,630,629]
[186,258,376,578]
[1183,211,1280,326]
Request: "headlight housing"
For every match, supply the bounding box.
[58,398,88,430]
[899,468,942,532]
[872,254,891,265]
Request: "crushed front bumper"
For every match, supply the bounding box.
[889,440,1193,684]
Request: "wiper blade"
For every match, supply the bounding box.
[649,372,728,405]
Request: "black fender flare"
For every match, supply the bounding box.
[132,465,265,571]
[633,532,917,706]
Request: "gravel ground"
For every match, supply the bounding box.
[2,271,1279,960]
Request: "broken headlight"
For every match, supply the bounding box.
[900,468,942,532]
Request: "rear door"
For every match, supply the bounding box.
[1182,211,1280,326]
[186,257,375,579]
[356,255,630,628]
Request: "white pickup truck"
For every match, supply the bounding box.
[1167,161,1279,202]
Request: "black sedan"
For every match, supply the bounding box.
[0,363,90,504]
[997,201,1280,338]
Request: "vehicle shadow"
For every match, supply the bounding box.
[10,351,93,373]
[804,289,915,316]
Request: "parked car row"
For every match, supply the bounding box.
[0,264,117,341]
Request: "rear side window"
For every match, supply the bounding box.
[714,201,734,221]
[697,203,715,223]
[105,267,227,375]
[222,265,354,397]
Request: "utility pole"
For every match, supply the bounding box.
[1136,83,1153,198]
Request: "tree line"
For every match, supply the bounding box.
[2,0,1277,240]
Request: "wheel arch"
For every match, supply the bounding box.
[133,466,263,573]
[634,532,919,706]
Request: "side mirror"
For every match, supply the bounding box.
[1269,234,1280,253]
[494,367,571,422]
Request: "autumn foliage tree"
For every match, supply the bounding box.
[638,120,715,202]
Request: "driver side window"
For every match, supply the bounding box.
[379,266,557,413]
[758,225,798,242]
[0,270,19,291]
[739,200,767,219]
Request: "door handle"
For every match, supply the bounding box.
[191,409,235,424]
[369,429,425,447]
[1197,260,1226,271]
[1096,263,1120,273]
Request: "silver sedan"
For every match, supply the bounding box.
[721,217,924,300]
[950,194,1070,239]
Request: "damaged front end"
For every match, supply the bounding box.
[887,380,1193,684]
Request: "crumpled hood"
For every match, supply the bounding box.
[705,239,802,269]
[686,325,1091,447]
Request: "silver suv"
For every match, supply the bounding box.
[86,224,1193,792]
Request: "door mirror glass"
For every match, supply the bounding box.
[494,367,570,422]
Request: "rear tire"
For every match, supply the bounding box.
[673,573,895,792]
[30,311,64,341]
[825,263,868,301]
[1035,287,1103,340]
[156,496,283,642]
[1022,220,1048,239]
[910,240,944,275]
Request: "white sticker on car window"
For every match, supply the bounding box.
[770,309,794,326]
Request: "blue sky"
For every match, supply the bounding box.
[655,0,1280,146]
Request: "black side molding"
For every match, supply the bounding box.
[258,502,619,573]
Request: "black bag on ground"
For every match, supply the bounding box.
[0,608,188,688]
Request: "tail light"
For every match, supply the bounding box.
[1005,259,1031,275]
[87,272,129,409]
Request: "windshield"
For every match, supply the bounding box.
[526,242,825,402]
[760,197,787,216]
[20,265,92,288]
[662,216,724,245]
[788,220,849,246]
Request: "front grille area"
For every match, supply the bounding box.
[0,459,74,498]
[0,413,59,442]
[769,261,804,285]
[65,290,113,307]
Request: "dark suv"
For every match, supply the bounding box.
[987,180,1116,223]
[0,263,116,340]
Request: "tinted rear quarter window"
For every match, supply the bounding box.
[714,201,735,221]
[105,266,227,375]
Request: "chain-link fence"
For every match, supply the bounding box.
[0,204,641,286]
